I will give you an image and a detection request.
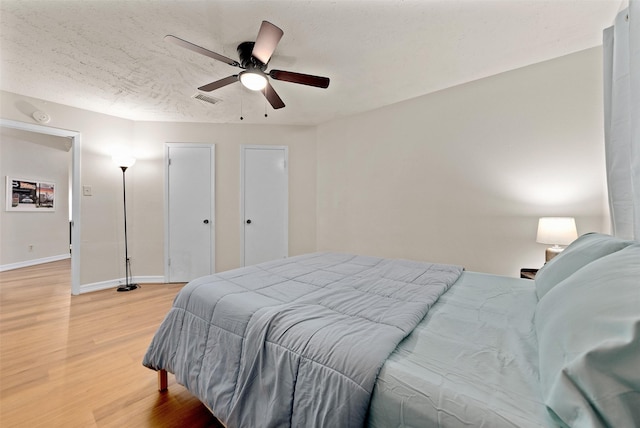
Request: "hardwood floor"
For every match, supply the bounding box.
[0,260,223,427]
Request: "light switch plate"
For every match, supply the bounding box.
[82,185,92,196]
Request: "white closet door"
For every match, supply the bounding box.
[241,145,288,266]
[166,144,215,282]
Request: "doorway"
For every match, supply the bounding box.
[0,118,81,295]
[164,143,215,282]
[240,145,288,266]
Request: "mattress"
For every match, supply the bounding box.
[368,271,554,427]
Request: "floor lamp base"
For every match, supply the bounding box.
[117,284,139,292]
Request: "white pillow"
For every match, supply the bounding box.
[535,244,640,427]
[534,233,633,299]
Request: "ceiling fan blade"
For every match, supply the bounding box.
[252,21,284,65]
[165,35,240,67]
[198,75,239,92]
[269,70,330,89]
[262,82,285,109]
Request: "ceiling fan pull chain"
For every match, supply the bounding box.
[240,85,244,121]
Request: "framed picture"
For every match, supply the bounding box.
[5,177,56,212]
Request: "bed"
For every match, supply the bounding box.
[143,233,640,427]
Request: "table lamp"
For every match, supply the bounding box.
[536,217,578,262]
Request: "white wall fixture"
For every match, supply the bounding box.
[32,110,50,123]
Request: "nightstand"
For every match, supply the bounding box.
[520,268,539,280]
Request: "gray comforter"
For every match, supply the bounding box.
[143,252,463,427]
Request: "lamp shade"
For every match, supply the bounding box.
[536,217,578,245]
[112,154,136,168]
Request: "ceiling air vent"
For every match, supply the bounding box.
[192,93,222,105]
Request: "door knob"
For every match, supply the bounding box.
[246,219,252,224]
[203,219,209,224]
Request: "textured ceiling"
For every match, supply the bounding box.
[0,0,623,126]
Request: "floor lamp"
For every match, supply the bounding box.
[113,155,139,292]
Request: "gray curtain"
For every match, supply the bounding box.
[603,0,640,241]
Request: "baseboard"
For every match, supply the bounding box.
[1,257,164,294]
[0,254,71,272]
[79,276,165,294]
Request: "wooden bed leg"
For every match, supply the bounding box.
[158,369,168,392]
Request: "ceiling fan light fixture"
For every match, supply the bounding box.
[167,21,329,110]
[239,70,267,91]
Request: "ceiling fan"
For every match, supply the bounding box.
[165,21,330,110]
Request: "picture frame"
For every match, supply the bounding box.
[5,176,56,212]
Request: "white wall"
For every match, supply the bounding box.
[0,91,317,287]
[0,94,135,285]
[0,45,610,284]
[0,130,71,266]
[316,47,609,276]
[130,121,317,274]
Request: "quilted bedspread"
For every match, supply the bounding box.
[143,252,463,427]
